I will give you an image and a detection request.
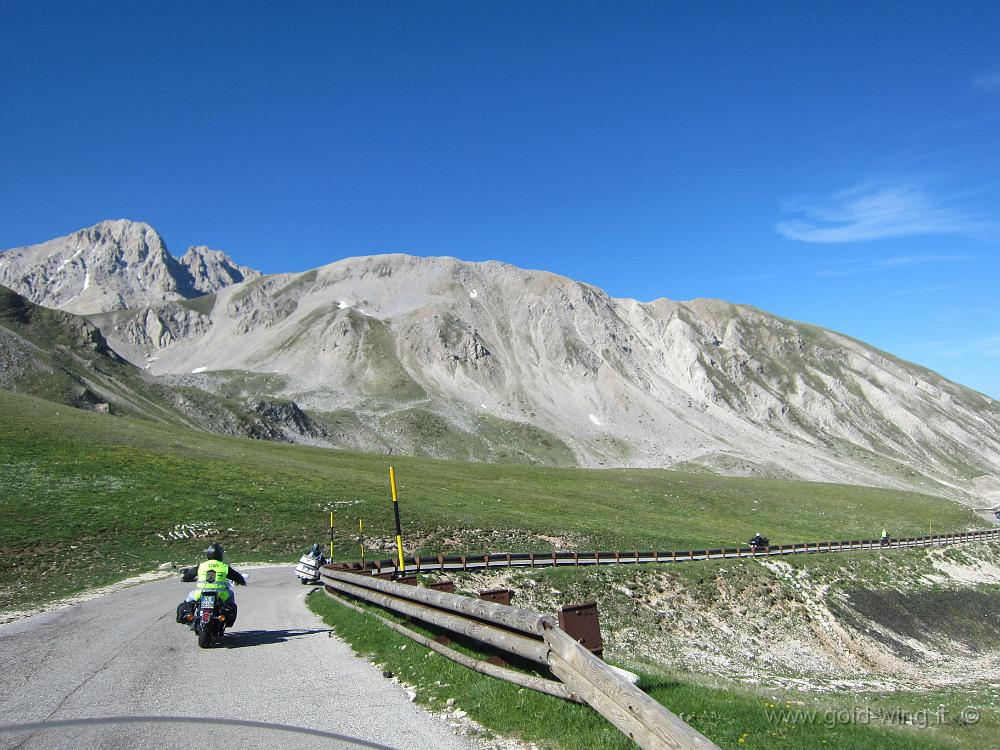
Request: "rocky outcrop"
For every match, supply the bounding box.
[244,397,328,439]
[445,329,491,364]
[92,304,214,364]
[179,246,260,295]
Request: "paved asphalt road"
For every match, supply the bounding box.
[0,567,479,750]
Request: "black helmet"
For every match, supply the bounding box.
[205,542,225,561]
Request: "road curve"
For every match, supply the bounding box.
[0,567,479,750]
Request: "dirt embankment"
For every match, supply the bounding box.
[451,542,1000,692]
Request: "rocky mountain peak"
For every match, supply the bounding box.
[0,220,260,315]
[178,246,262,295]
[80,218,166,251]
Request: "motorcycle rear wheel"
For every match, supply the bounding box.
[198,628,213,649]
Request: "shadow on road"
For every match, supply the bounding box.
[223,628,333,648]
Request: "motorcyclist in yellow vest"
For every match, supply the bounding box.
[178,543,246,624]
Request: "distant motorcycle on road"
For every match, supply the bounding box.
[295,543,328,585]
[748,533,769,553]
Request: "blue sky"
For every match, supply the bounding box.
[1,1,998,397]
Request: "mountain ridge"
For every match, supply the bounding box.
[2,221,998,506]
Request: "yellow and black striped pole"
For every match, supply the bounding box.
[389,466,405,574]
[329,511,335,561]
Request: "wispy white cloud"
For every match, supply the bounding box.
[776,183,993,243]
[973,72,1000,92]
[817,254,974,277]
[907,335,1000,359]
[891,283,956,296]
[732,272,785,283]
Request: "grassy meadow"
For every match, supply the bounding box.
[0,387,982,611]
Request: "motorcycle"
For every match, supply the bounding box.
[295,545,328,585]
[189,591,236,648]
[748,535,769,553]
[176,574,243,648]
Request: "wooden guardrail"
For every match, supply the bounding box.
[340,528,1000,577]
[321,568,721,750]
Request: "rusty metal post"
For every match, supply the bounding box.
[429,578,455,644]
[559,602,603,659]
[478,589,514,666]
[480,589,514,606]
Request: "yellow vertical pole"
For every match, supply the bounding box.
[359,517,365,566]
[329,511,335,560]
[390,466,405,574]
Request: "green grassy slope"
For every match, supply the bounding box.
[0,388,980,611]
[0,284,176,418]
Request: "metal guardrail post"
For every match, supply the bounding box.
[480,589,514,606]
[559,602,604,658]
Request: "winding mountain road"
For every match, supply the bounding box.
[0,567,479,750]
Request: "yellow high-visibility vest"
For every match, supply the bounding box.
[195,560,231,600]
